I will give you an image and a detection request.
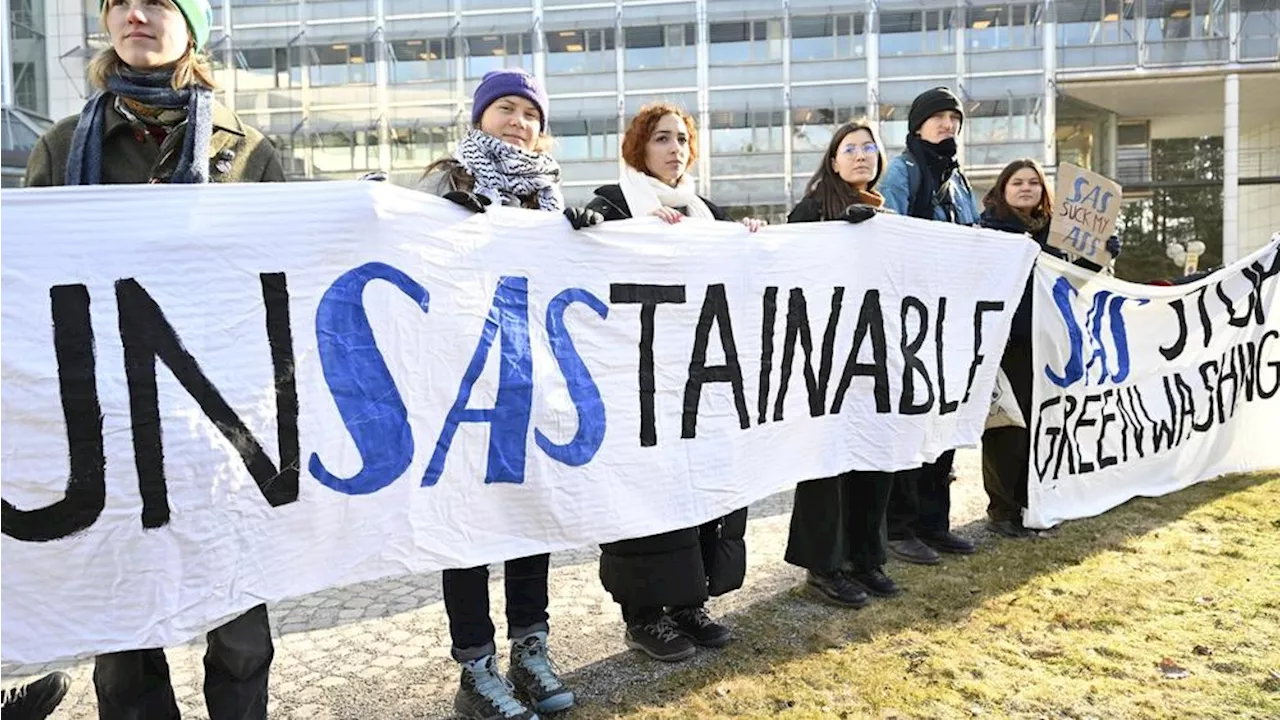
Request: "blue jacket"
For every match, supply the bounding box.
[880,152,980,225]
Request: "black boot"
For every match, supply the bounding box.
[805,570,869,608]
[847,567,901,598]
[624,615,696,662]
[668,605,732,648]
[887,538,942,565]
[986,518,1034,538]
[919,530,976,555]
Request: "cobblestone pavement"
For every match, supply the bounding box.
[3,449,994,719]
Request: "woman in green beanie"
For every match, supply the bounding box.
[24,0,283,186]
[24,0,280,718]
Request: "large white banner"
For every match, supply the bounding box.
[1026,237,1280,529]
[1,182,1037,665]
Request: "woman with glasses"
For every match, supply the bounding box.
[782,120,904,607]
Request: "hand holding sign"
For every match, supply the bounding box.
[1048,163,1123,265]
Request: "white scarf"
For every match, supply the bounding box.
[618,164,715,220]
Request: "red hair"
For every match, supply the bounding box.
[621,102,699,177]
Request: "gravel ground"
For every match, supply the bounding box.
[3,449,995,719]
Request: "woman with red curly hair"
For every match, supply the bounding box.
[587,103,757,665]
[586,102,764,230]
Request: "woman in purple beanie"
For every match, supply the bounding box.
[426,67,588,720]
[421,67,600,230]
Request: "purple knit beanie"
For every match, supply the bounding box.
[471,68,549,132]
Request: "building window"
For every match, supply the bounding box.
[548,118,618,161]
[389,39,454,84]
[967,3,1042,50]
[546,29,616,74]
[1240,0,1279,59]
[1056,0,1137,45]
[235,47,302,90]
[308,43,372,87]
[708,20,782,64]
[310,128,379,173]
[790,106,868,152]
[790,14,865,61]
[465,33,533,78]
[391,125,460,169]
[1143,0,1226,41]
[966,96,1042,143]
[879,9,955,55]
[709,110,785,154]
[623,23,696,70]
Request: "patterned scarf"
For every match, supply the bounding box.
[453,129,564,211]
[66,67,214,185]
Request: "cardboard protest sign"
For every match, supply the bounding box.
[1048,163,1122,265]
[1,182,1038,665]
[1026,235,1280,529]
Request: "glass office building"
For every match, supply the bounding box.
[13,0,1280,249]
[1,0,54,186]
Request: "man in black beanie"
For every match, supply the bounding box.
[879,86,980,565]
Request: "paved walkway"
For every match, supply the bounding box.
[3,450,994,719]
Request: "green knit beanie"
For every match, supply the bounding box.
[104,0,212,52]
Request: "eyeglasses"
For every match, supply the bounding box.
[839,143,879,157]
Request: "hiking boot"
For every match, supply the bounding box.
[806,570,870,608]
[455,655,537,720]
[508,632,574,714]
[920,530,977,555]
[987,518,1034,539]
[847,567,902,598]
[625,615,696,662]
[0,672,70,720]
[888,538,942,565]
[669,606,732,648]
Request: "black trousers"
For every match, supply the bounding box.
[887,450,955,541]
[93,604,272,720]
[983,339,1034,522]
[443,554,550,661]
[785,470,895,574]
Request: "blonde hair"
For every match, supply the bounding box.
[87,1,217,91]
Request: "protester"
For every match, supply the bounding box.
[420,67,597,720]
[23,0,282,716]
[979,158,1121,537]
[1,672,70,720]
[584,102,757,663]
[877,86,980,565]
[585,102,765,231]
[783,120,901,606]
[24,0,283,186]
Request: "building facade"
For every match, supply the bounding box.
[1,0,53,185]
[7,0,1280,255]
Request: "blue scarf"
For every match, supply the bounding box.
[66,67,214,185]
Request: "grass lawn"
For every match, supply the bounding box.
[579,473,1280,720]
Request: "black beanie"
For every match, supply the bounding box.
[908,87,963,135]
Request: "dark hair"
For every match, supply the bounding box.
[621,102,699,177]
[801,120,886,220]
[983,158,1053,221]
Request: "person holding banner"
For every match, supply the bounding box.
[782,120,902,605]
[21,0,283,717]
[420,67,602,234]
[878,87,981,565]
[979,158,1121,537]
[419,67,585,720]
[584,102,758,663]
